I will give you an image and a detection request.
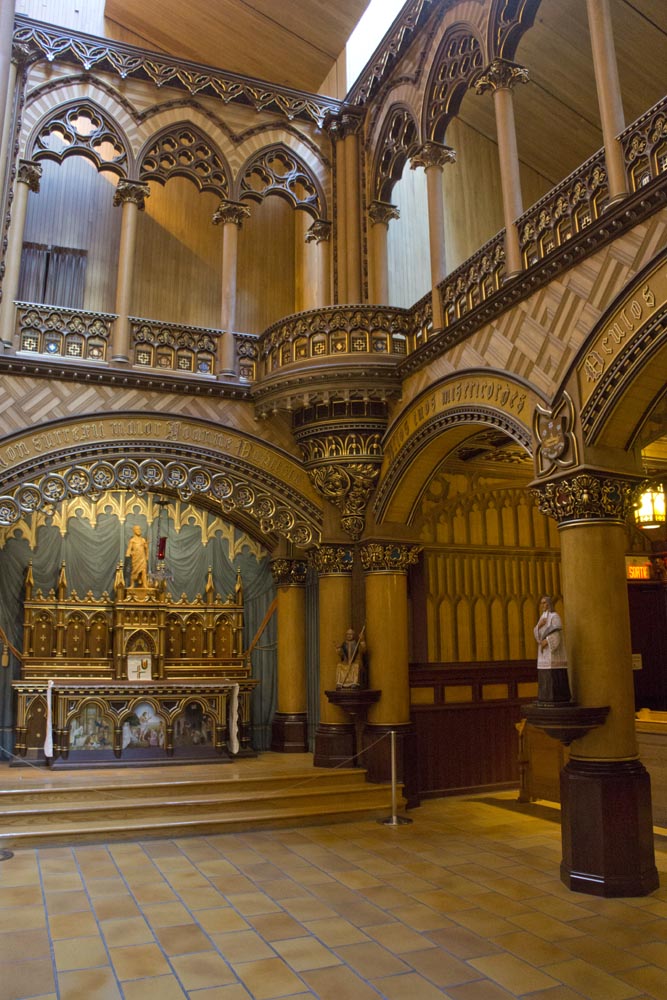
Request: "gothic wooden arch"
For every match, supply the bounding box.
[422,22,485,144]
[563,246,667,454]
[373,371,542,525]
[27,98,130,178]
[372,104,419,203]
[236,143,325,219]
[137,122,231,197]
[487,0,541,62]
[0,414,322,548]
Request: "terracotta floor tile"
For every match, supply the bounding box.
[154,921,212,954]
[92,894,140,921]
[141,901,195,927]
[450,907,521,938]
[121,974,188,1000]
[57,965,122,1000]
[561,934,647,973]
[617,963,667,1000]
[279,898,337,921]
[196,907,251,934]
[84,877,127,898]
[542,957,645,999]
[490,929,573,966]
[129,881,178,905]
[272,935,342,971]
[108,942,172,980]
[469,952,561,993]
[49,909,100,940]
[223,892,282,916]
[0,927,51,960]
[508,910,588,941]
[53,934,109,971]
[301,964,396,1000]
[170,950,241,990]
[44,891,91,916]
[377,970,461,1000]
[0,905,47,932]
[407,946,483,987]
[364,920,438,954]
[426,922,502,959]
[0,885,43,908]
[247,912,310,941]
[100,915,155,947]
[389,902,452,931]
[331,940,410,978]
[302,916,369,946]
[0,958,56,999]
[182,985,254,999]
[210,929,276,963]
[41,873,83,893]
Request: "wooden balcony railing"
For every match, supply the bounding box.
[16,302,114,362]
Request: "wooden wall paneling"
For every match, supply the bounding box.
[133,178,221,329]
[22,158,121,313]
[386,164,430,309]
[237,195,296,335]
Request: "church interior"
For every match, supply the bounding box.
[1,0,667,994]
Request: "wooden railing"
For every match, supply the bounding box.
[15,302,114,362]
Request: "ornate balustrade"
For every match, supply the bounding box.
[437,233,507,330]
[130,317,218,376]
[16,302,114,361]
[621,95,667,192]
[259,305,411,374]
[517,151,609,268]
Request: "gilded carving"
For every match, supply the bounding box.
[310,545,354,575]
[270,558,308,587]
[305,220,332,244]
[531,472,640,525]
[410,142,456,172]
[533,393,578,478]
[368,201,400,227]
[359,543,421,572]
[424,26,484,142]
[475,58,529,95]
[373,106,418,202]
[308,462,379,540]
[212,200,251,227]
[16,159,42,191]
[113,179,151,210]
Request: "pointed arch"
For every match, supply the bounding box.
[372,103,419,203]
[137,122,230,197]
[422,23,485,144]
[27,99,129,177]
[237,143,325,219]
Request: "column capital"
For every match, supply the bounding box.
[305,218,332,244]
[12,41,38,67]
[410,141,456,171]
[309,544,354,576]
[368,200,400,227]
[16,159,42,192]
[475,58,529,95]
[359,542,421,573]
[531,469,641,526]
[270,558,308,587]
[112,179,151,210]
[323,107,365,142]
[213,199,251,227]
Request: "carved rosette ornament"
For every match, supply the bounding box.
[270,558,308,587]
[305,219,332,244]
[410,142,456,172]
[359,542,421,573]
[475,58,530,95]
[533,393,579,478]
[368,201,400,227]
[16,159,42,192]
[212,200,251,227]
[309,544,354,576]
[531,471,641,525]
[113,179,151,211]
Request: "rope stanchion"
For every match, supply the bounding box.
[379,729,412,826]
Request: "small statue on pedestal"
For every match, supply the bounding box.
[534,595,572,704]
[336,627,367,690]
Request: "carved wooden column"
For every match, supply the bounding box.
[533,471,658,896]
[0,31,21,194]
[111,179,150,364]
[368,201,399,304]
[410,142,456,333]
[305,219,332,309]
[476,58,529,277]
[359,542,420,790]
[0,158,41,350]
[270,557,309,752]
[586,0,628,203]
[311,544,355,766]
[343,112,364,303]
[213,198,250,377]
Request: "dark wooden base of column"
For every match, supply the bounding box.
[560,758,659,897]
[271,713,308,753]
[313,723,354,767]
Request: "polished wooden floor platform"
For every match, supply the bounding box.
[0,753,405,848]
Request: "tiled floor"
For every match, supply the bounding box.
[1,787,667,1000]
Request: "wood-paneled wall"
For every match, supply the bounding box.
[237,195,296,335]
[386,166,431,308]
[22,158,121,313]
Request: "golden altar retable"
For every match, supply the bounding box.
[13,562,257,767]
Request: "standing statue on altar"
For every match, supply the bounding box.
[126,525,149,588]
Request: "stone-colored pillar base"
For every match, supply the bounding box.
[560,758,659,896]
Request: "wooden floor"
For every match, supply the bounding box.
[0,753,405,848]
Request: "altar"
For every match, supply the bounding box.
[13,559,258,767]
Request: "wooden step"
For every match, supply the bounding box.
[0,758,405,847]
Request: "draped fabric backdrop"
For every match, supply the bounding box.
[0,505,304,757]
